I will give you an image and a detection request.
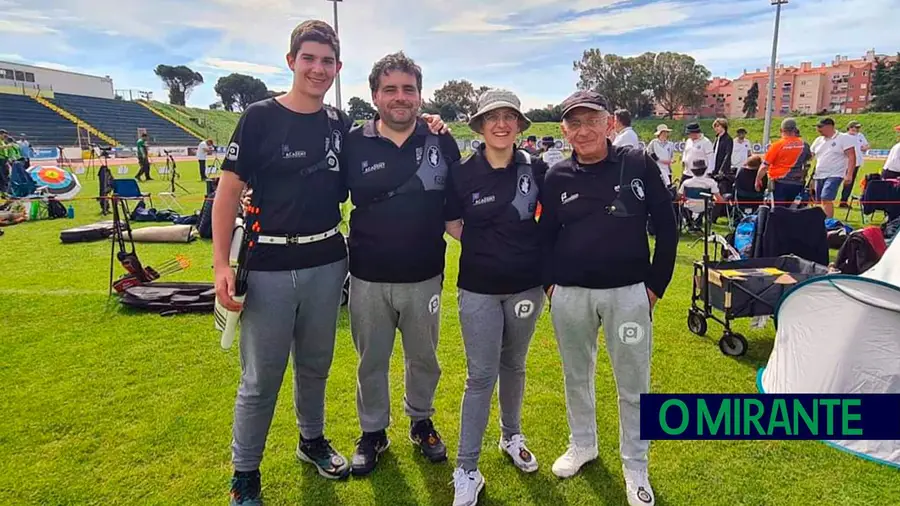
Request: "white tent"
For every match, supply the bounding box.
[759,237,900,468]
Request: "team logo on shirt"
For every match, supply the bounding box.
[630,178,645,201]
[514,300,535,319]
[472,193,496,206]
[416,147,424,164]
[332,130,343,154]
[618,322,645,345]
[428,294,441,315]
[226,142,239,161]
[282,144,307,159]
[518,174,533,196]
[561,192,580,205]
[427,145,441,167]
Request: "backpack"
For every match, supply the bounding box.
[732,215,757,259]
[198,191,214,239]
[47,199,67,219]
[834,227,887,275]
[824,218,853,249]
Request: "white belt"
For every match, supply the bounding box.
[257,226,340,245]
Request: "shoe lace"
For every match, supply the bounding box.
[414,419,439,440]
[451,469,474,497]
[304,437,334,459]
[356,432,383,453]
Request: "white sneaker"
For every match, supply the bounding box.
[551,443,598,478]
[623,466,655,506]
[451,467,485,506]
[499,434,539,473]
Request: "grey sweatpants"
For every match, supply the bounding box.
[231,258,348,472]
[550,282,653,471]
[456,287,544,471]
[349,274,443,433]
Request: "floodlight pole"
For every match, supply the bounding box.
[763,0,788,148]
[327,0,343,111]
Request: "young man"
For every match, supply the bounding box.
[810,118,856,219]
[539,90,677,506]
[839,120,870,207]
[136,133,152,181]
[732,128,751,171]
[197,138,214,180]
[681,122,714,182]
[645,124,675,186]
[213,20,357,506]
[612,109,639,149]
[756,118,811,206]
[711,118,733,176]
[343,52,461,477]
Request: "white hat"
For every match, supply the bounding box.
[655,124,672,136]
[468,88,531,135]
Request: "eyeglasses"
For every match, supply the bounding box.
[564,118,606,130]
[484,112,520,124]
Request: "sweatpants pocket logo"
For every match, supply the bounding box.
[618,322,645,345]
[428,294,441,315]
[514,299,535,319]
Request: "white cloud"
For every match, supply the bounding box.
[31,61,73,71]
[0,53,23,61]
[433,11,514,33]
[0,19,56,34]
[537,2,687,36]
[196,58,285,75]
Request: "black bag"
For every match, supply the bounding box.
[834,230,883,275]
[198,191,214,239]
[47,199,67,219]
[119,282,216,315]
[883,216,900,242]
[60,221,115,243]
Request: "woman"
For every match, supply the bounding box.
[444,89,548,506]
[645,124,675,186]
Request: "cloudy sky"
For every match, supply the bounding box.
[1,0,896,111]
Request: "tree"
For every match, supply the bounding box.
[524,105,563,123]
[743,82,759,118]
[573,50,656,117]
[650,52,711,119]
[214,73,269,112]
[348,96,377,120]
[869,54,900,112]
[432,79,477,117]
[154,64,204,106]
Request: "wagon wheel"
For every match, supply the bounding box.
[719,332,748,357]
[687,310,707,336]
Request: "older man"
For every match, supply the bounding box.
[681,122,715,182]
[810,118,856,219]
[539,90,677,506]
[840,120,870,207]
[756,118,811,206]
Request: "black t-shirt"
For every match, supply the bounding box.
[538,143,678,298]
[343,117,461,283]
[221,98,352,271]
[445,146,548,294]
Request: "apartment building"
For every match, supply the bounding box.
[662,50,894,119]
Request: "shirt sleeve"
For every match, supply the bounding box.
[885,144,900,172]
[532,158,550,204]
[220,108,258,183]
[764,139,782,166]
[642,152,678,298]
[538,170,562,290]
[440,133,463,166]
[443,162,463,222]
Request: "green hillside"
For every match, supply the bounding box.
[153,102,900,149]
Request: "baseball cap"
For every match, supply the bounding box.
[847,120,862,129]
[816,117,835,128]
[559,90,609,119]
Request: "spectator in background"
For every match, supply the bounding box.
[645,124,675,186]
[521,135,540,156]
[136,133,153,181]
[541,136,565,167]
[731,128,751,171]
[612,109,639,149]
[755,118,811,207]
[711,118,733,176]
[840,120,870,208]
[16,134,31,169]
[197,138,214,181]
[0,129,10,192]
[882,125,900,180]
[680,158,724,231]
[681,122,714,183]
[810,118,856,219]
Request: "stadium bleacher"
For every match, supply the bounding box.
[51,93,200,146]
[0,93,78,147]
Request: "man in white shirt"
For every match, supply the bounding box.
[810,118,856,218]
[731,128,752,171]
[612,109,640,149]
[197,138,214,180]
[681,122,714,181]
[540,136,565,167]
[839,120,870,207]
[882,125,900,180]
[645,124,675,186]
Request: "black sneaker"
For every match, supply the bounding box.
[409,419,447,463]
[229,470,262,506]
[297,436,351,480]
[351,430,391,476]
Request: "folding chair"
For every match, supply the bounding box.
[112,178,153,208]
[682,187,712,233]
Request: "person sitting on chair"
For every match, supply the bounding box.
[679,158,723,231]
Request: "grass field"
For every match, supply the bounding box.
[1,159,897,506]
[149,100,900,150]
